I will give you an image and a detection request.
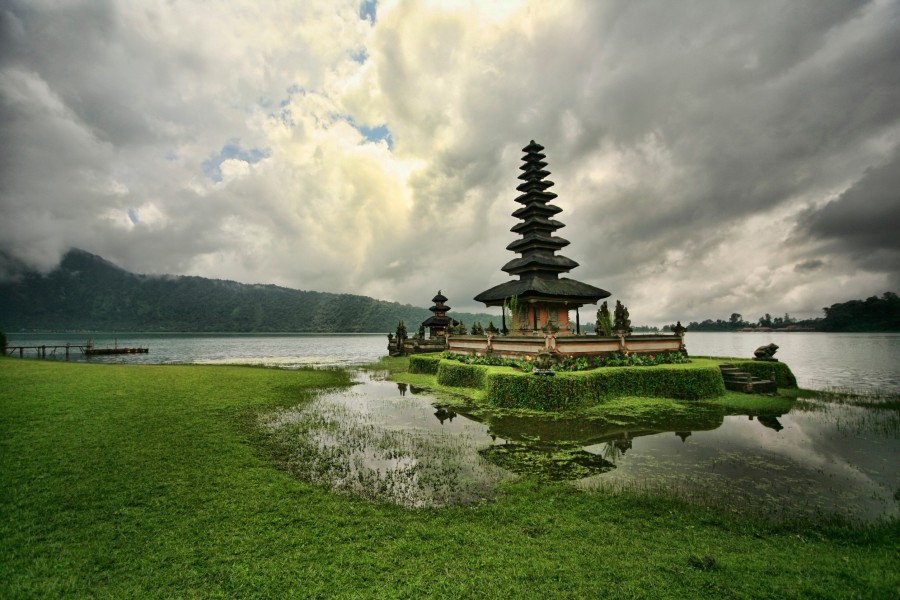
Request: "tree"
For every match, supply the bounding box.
[595,301,613,336]
[613,300,632,335]
[820,292,900,331]
[503,295,520,332]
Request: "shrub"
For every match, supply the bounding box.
[441,351,529,370]
[408,355,441,375]
[485,366,726,410]
[442,350,689,372]
[436,361,488,389]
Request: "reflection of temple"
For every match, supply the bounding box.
[474,141,609,335]
[612,437,633,453]
[755,415,784,432]
[450,400,793,481]
[433,407,457,425]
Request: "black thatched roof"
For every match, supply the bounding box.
[474,276,609,306]
[474,140,610,307]
[422,315,458,327]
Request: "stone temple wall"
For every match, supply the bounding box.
[447,333,684,359]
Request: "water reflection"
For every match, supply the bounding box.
[577,400,900,522]
[259,371,899,521]
[434,407,457,425]
[259,371,514,508]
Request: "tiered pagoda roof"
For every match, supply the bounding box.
[421,290,458,330]
[474,141,610,307]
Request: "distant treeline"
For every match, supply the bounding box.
[0,249,496,333]
[664,292,900,332]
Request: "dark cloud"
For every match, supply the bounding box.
[802,151,900,258]
[794,259,825,273]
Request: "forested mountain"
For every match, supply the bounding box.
[0,250,497,333]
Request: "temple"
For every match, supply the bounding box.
[447,140,684,359]
[387,290,459,356]
[474,140,610,335]
[421,291,457,338]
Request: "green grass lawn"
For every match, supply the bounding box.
[2,357,897,598]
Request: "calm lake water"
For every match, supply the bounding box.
[261,370,899,521]
[7,331,900,393]
[8,331,899,519]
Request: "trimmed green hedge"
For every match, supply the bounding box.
[484,366,726,410]
[425,358,727,411]
[436,361,488,389]
[731,360,798,388]
[408,355,441,375]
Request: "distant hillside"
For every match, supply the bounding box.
[0,249,497,333]
[665,291,900,333]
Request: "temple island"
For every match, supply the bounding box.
[391,140,685,361]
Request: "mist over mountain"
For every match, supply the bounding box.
[0,250,496,333]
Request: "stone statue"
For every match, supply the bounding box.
[533,350,556,376]
[753,343,779,361]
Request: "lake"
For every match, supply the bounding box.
[7,330,899,520]
[6,331,900,393]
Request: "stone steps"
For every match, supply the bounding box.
[719,363,777,394]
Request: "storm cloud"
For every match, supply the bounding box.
[1,0,898,325]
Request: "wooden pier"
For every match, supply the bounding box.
[5,341,149,359]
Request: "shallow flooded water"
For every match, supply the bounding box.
[259,371,900,520]
[259,372,515,508]
[576,398,900,522]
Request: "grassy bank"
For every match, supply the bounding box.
[2,357,897,598]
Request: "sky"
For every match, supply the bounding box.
[1,0,899,326]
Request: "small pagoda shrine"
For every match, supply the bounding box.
[474,140,610,334]
[421,290,458,338]
[388,290,461,356]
